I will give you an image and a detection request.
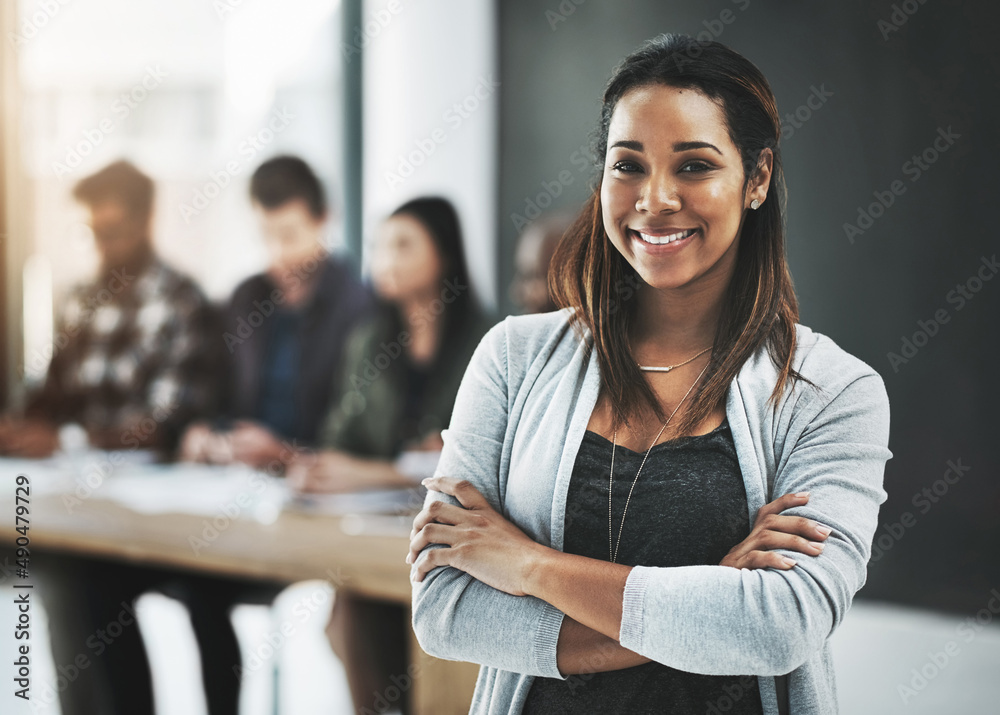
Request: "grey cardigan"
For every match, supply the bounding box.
[411,308,892,715]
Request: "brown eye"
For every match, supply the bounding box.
[611,160,642,174]
[681,161,714,173]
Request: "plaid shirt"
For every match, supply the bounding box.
[26,257,221,451]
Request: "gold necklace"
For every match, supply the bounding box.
[636,345,712,372]
[608,359,711,564]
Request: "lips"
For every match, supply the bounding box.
[631,227,697,245]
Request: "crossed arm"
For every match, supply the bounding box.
[408,480,830,675]
[407,323,890,678]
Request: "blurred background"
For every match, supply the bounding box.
[1,0,998,714]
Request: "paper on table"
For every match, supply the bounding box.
[1,450,163,496]
[0,458,65,492]
[1,455,422,524]
[89,463,288,521]
[1,456,289,523]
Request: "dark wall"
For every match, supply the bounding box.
[498,0,1000,613]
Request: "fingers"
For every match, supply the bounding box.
[410,545,451,583]
[410,500,467,537]
[407,501,469,566]
[759,512,833,542]
[750,530,825,556]
[291,449,319,469]
[753,492,833,543]
[721,491,835,570]
[205,432,234,464]
[421,476,490,510]
[406,523,456,565]
[754,491,810,523]
[735,550,799,571]
[287,461,328,493]
[285,463,309,491]
[406,480,485,571]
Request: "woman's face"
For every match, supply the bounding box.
[600,83,768,294]
[371,214,444,303]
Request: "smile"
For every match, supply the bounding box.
[631,228,697,245]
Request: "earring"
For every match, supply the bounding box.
[750,199,761,210]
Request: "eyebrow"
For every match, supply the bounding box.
[609,139,723,155]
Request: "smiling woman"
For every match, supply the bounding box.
[408,34,892,715]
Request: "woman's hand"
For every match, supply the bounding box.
[286,450,365,493]
[178,422,215,463]
[227,421,287,469]
[720,492,832,570]
[286,450,416,493]
[408,476,545,597]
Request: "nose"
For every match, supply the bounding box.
[635,169,681,214]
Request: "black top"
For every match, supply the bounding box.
[521,416,765,715]
[318,307,498,459]
[398,358,432,447]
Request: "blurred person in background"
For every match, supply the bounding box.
[287,196,495,715]
[508,210,574,314]
[0,159,219,458]
[12,160,227,715]
[179,155,373,469]
[163,155,374,714]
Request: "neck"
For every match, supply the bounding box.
[100,244,153,282]
[272,251,328,308]
[400,287,446,333]
[630,279,727,361]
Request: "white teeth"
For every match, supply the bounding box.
[636,228,695,245]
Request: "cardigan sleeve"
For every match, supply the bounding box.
[410,318,567,679]
[618,371,892,675]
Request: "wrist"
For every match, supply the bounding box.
[522,542,558,598]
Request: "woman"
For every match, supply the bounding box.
[288,196,494,715]
[288,196,494,491]
[407,35,891,715]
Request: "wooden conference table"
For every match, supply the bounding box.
[0,457,479,714]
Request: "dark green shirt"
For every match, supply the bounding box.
[319,308,497,459]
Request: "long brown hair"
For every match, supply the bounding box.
[549,34,817,436]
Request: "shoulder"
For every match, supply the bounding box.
[148,259,209,304]
[791,324,887,400]
[739,323,890,427]
[477,307,579,357]
[315,256,374,311]
[320,253,357,280]
[318,254,361,290]
[230,271,272,302]
[469,308,584,389]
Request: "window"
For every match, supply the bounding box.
[15,0,344,383]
